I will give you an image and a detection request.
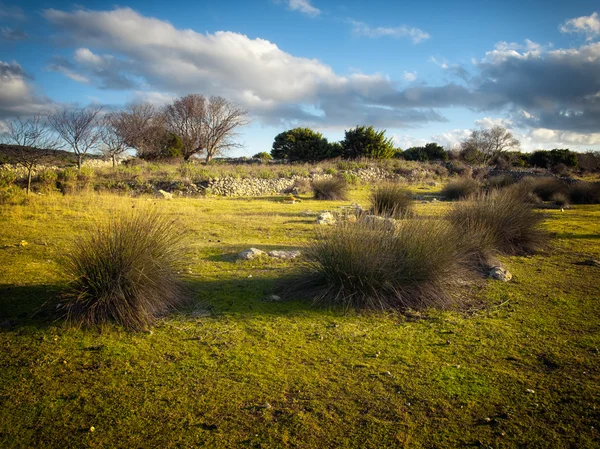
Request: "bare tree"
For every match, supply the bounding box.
[164,94,206,160]
[100,114,129,167]
[461,125,520,165]
[48,106,103,169]
[111,103,166,159]
[1,114,59,194]
[203,96,249,162]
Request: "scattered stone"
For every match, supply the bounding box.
[237,248,265,260]
[266,295,282,302]
[360,215,396,230]
[488,266,512,282]
[267,250,302,260]
[316,211,335,225]
[157,189,173,200]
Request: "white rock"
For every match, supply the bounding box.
[488,266,512,282]
[237,248,266,260]
[157,189,173,200]
[267,250,302,259]
[316,211,335,225]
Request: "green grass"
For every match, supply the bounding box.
[1,190,599,448]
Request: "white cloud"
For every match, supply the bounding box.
[0,61,53,117]
[0,3,25,21]
[350,20,430,43]
[430,128,471,149]
[474,116,513,129]
[560,12,600,41]
[527,128,600,146]
[287,0,320,17]
[403,71,417,82]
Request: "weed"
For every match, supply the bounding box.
[312,177,349,200]
[369,183,413,218]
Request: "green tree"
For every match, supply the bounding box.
[271,128,333,162]
[340,126,396,159]
[253,151,272,160]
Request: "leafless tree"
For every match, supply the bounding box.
[164,94,206,160]
[461,125,520,165]
[1,114,59,194]
[48,106,103,169]
[100,114,129,167]
[203,96,249,162]
[111,103,166,159]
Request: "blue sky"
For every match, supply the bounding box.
[1,0,600,155]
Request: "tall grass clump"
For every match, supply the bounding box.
[61,209,190,330]
[529,177,569,202]
[291,219,471,310]
[447,188,548,261]
[441,178,480,201]
[569,181,600,204]
[312,177,348,200]
[369,183,413,218]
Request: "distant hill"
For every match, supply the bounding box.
[0,144,104,166]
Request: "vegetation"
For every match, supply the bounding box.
[369,183,413,218]
[403,142,448,162]
[441,178,480,201]
[460,125,520,165]
[62,209,190,330]
[270,128,335,161]
[311,177,348,200]
[340,126,396,159]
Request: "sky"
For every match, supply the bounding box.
[1,0,600,156]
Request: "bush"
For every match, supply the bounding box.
[551,192,570,207]
[569,182,600,204]
[0,169,17,188]
[486,174,515,190]
[530,178,569,202]
[441,178,480,201]
[271,128,335,161]
[340,126,396,159]
[38,170,58,193]
[289,178,312,194]
[447,188,548,259]
[312,177,348,200]
[253,151,272,160]
[369,183,413,218]
[290,218,471,310]
[61,209,190,330]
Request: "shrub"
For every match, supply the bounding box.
[290,218,471,310]
[530,178,569,201]
[289,178,312,194]
[441,178,480,201]
[551,192,570,207]
[447,188,548,259]
[486,174,515,190]
[0,169,17,188]
[38,170,58,193]
[271,128,335,161]
[312,177,348,200]
[569,182,600,204]
[253,151,272,160]
[61,209,190,330]
[369,183,413,218]
[340,126,396,159]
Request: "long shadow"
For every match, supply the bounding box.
[555,233,600,240]
[0,283,63,330]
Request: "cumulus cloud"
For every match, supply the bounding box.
[0,61,53,118]
[560,12,600,41]
[42,7,444,129]
[350,20,430,43]
[285,0,321,17]
[403,71,417,82]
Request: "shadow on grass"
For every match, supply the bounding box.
[555,233,600,240]
[0,283,63,330]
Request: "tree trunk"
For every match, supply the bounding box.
[27,168,32,195]
[112,154,116,168]
[77,155,82,170]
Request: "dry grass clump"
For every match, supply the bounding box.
[447,188,548,261]
[61,209,190,330]
[529,177,569,202]
[441,178,480,201]
[486,174,516,190]
[369,183,413,218]
[568,181,600,204]
[312,177,348,200]
[291,218,471,310]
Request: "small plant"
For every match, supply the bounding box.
[369,183,413,218]
[0,169,17,188]
[486,174,515,190]
[38,170,58,193]
[529,177,569,202]
[312,177,348,200]
[61,209,190,330]
[551,192,570,207]
[289,218,471,310]
[290,178,312,194]
[441,178,480,201]
[447,188,548,261]
[568,182,600,204]
[257,169,277,180]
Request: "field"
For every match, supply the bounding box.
[1,186,599,448]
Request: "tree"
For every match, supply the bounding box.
[164,94,206,160]
[271,128,333,162]
[49,106,103,169]
[111,103,167,160]
[403,143,448,161]
[253,151,272,160]
[100,114,129,168]
[203,96,249,162]
[340,126,396,159]
[460,126,520,165]
[1,114,59,194]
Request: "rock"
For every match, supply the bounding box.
[237,248,266,260]
[267,250,302,260]
[360,215,396,230]
[266,295,282,302]
[316,212,335,225]
[488,266,512,282]
[157,189,173,200]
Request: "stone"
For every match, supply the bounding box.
[488,266,512,282]
[266,295,282,302]
[237,248,266,260]
[157,189,173,200]
[267,250,302,260]
[316,211,335,225]
[360,215,396,230]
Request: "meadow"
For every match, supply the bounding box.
[1,181,599,448]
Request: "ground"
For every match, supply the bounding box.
[0,187,599,448]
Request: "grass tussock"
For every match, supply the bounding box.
[529,177,569,202]
[312,177,348,200]
[568,181,600,204]
[447,188,548,260]
[291,218,471,310]
[62,209,190,330]
[369,183,413,218]
[441,178,480,201]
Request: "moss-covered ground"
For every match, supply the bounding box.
[1,187,599,448]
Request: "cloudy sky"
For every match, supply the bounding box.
[1,0,600,155]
